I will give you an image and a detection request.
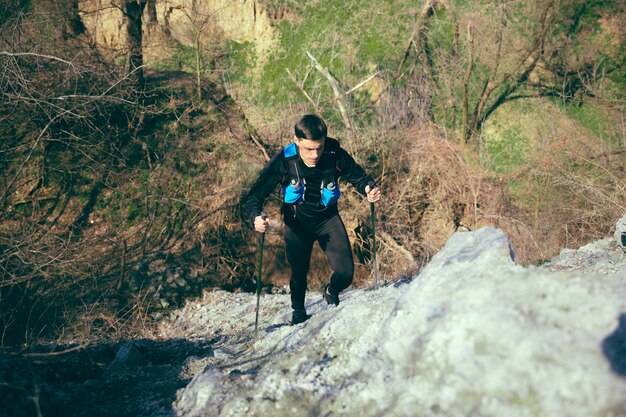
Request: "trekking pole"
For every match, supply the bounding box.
[254,211,268,338]
[368,181,379,290]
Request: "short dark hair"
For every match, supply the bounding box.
[294,114,327,141]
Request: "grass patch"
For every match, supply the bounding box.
[238,0,414,120]
[222,40,257,85]
[479,101,536,174]
[481,124,530,173]
[150,41,198,73]
[555,99,621,143]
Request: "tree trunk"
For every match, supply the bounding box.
[396,0,436,79]
[463,0,555,142]
[125,0,147,85]
[195,34,202,100]
[461,23,473,145]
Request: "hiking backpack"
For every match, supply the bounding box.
[281,141,341,207]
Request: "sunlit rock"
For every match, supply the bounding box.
[169,226,626,417]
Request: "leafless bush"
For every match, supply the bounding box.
[0,4,264,345]
[0,6,147,345]
[345,121,556,280]
[523,127,626,253]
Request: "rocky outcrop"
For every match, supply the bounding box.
[5,219,621,417]
[548,213,626,275]
[167,220,626,417]
[78,0,277,66]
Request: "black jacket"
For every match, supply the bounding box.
[245,138,374,227]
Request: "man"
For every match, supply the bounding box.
[245,114,381,324]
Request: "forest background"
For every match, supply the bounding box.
[1,0,624,347]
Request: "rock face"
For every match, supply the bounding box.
[167,225,626,417]
[549,213,626,275]
[79,0,277,66]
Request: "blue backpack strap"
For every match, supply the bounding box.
[283,142,302,184]
[321,140,340,185]
[282,142,304,204]
[320,140,341,206]
[283,142,298,158]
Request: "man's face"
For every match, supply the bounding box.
[295,137,325,167]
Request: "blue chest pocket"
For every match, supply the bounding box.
[282,179,305,204]
[321,182,341,207]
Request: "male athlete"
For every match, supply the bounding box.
[245,114,381,324]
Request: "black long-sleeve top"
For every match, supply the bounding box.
[245,138,374,227]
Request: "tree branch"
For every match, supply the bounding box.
[344,71,381,96]
[306,51,352,131]
[1,118,56,205]
[286,68,319,112]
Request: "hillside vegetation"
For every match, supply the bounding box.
[0,0,624,346]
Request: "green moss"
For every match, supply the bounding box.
[126,200,143,223]
[150,41,198,73]
[74,188,92,205]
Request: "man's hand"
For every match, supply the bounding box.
[365,184,381,203]
[254,215,269,233]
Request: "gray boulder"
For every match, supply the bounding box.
[171,226,626,417]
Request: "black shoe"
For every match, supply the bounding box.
[323,283,340,306]
[291,309,311,325]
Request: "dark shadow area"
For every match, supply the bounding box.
[602,313,626,377]
[144,69,196,84]
[0,337,216,417]
[266,323,290,333]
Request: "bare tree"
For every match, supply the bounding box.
[461,0,556,143]
[0,1,252,346]
[397,0,621,143]
[0,2,149,344]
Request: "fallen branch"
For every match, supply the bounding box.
[0,51,78,68]
[378,230,416,265]
[306,51,352,131]
[249,132,270,162]
[344,71,381,96]
[7,343,88,357]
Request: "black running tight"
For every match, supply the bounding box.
[284,215,354,310]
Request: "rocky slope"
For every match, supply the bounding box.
[165,216,626,417]
[2,216,624,417]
